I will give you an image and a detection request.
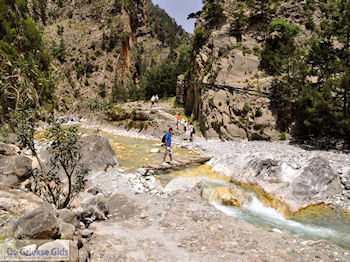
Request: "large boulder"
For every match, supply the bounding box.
[164,177,202,194]
[0,155,32,186]
[291,156,341,203]
[0,142,19,157]
[80,135,117,171]
[212,154,342,214]
[13,205,60,239]
[107,109,130,121]
[0,185,44,215]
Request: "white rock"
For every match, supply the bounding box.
[271,228,283,234]
[82,229,94,238]
[150,148,160,153]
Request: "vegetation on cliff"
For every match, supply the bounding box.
[0,0,54,130]
[189,0,350,140]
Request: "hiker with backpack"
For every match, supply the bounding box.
[162,128,175,165]
[189,122,195,142]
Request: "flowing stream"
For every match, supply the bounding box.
[37,127,350,250]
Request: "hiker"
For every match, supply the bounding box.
[162,128,173,164]
[184,120,187,132]
[155,94,159,107]
[189,122,195,142]
[151,95,155,107]
[177,114,182,129]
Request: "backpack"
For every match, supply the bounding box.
[193,128,196,134]
[162,134,166,143]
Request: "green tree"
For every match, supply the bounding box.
[202,0,226,29]
[260,18,300,76]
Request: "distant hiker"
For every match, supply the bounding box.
[162,128,173,164]
[177,114,182,129]
[189,122,195,142]
[184,120,188,132]
[155,94,159,107]
[151,95,155,107]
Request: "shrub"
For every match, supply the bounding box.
[192,29,208,52]
[16,112,88,209]
[255,107,263,117]
[281,131,287,140]
[203,0,226,28]
[243,102,251,115]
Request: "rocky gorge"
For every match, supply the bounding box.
[0,114,350,260]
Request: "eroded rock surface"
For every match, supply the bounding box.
[0,155,32,186]
[13,205,60,239]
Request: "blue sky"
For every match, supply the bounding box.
[152,0,203,33]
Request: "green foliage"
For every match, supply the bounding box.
[88,98,111,112]
[23,18,42,51]
[280,131,287,140]
[53,39,67,63]
[112,77,128,102]
[268,18,300,37]
[243,102,251,115]
[202,0,226,29]
[260,19,300,75]
[43,121,88,208]
[140,44,191,100]
[268,1,350,138]
[0,0,54,123]
[192,29,208,52]
[149,4,189,49]
[255,108,263,118]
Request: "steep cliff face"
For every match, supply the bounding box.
[184,0,322,141]
[27,0,188,111]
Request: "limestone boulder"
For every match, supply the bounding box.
[80,135,118,171]
[107,110,130,121]
[13,205,60,239]
[0,186,44,215]
[291,156,342,203]
[164,177,202,194]
[214,153,342,213]
[60,222,76,240]
[0,142,19,157]
[0,155,32,186]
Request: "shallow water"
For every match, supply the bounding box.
[36,127,350,249]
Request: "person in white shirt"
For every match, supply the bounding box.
[151,95,155,107]
[189,122,194,142]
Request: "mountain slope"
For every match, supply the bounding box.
[31,0,190,112]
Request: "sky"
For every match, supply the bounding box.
[152,0,203,33]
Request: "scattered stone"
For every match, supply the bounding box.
[346,183,350,191]
[60,222,76,240]
[87,186,102,195]
[271,228,283,234]
[341,177,347,185]
[57,208,79,227]
[78,246,90,262]
[81,229,93,238]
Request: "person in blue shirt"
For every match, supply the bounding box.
[162,128,173,164]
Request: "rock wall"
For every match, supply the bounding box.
[185,0,319,141]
